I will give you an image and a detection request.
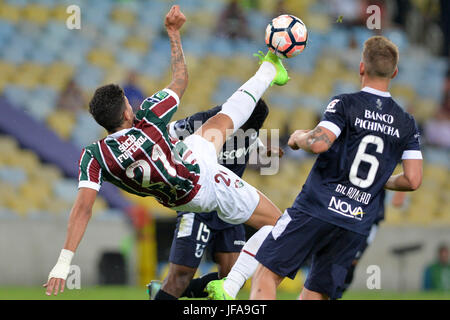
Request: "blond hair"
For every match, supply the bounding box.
[362,36,399,78]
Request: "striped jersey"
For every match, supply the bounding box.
[78,89,201,208]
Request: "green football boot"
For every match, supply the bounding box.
[254,50,290,86]
[205,278,235,300]
[147,280,162,300]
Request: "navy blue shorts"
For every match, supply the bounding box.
[255,209,366,299]
[169,212,246,268]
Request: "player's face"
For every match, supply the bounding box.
[123,96,134,125]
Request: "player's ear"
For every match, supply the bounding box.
[391,67,398,79]
[359,61,365,76]
[123,96,134,122]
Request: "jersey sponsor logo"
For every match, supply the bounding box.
[325,99,340,113]
[354,109,400,138]
[328,196,365,220]
[234,240,246,246]
[117,135,147,163]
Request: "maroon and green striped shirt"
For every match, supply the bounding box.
[78,89,201,207]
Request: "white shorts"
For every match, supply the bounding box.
[173,134,260,224]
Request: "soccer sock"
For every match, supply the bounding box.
[223,225,273,298]
[182,272,219,298]
[154,289,178,300]
[219,62,276,133]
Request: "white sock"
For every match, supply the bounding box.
[218,62,276,133]
[223,225,273,298]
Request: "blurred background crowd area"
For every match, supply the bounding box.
[0,0,448,227]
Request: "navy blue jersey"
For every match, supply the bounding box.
[291,87,422,235]
[169,100,269,230]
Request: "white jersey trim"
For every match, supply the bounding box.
[78,180,101,191]
[361,87,391,97]
[318,121,342,138]
[163,88,180,106]
[401,150,423,160]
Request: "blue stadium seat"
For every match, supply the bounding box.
[0,166,27,188]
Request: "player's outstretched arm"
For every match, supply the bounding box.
[385,159,423,191]
[288,126,336,154]
[165,5,188,100]
[43,188,97,296]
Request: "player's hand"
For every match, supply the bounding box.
[165,5,186,32]
[43,277,66,296]
[288,130,309,150]
[267,147,284,158]
[43,249,74,296]
[391,191,406,208]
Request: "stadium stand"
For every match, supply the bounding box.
[0,0,448,227]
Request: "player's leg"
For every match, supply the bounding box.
[194,52,288,154]
[156,263,197,299]
[300,227,366,300]
[249,211,330,300]
[250,264,284,300]
[298,287,328,300]
[152,213,212,299]
[206,225,274,300]
[181,225,244,299]
[340,223,378,295]
[215,252,240,277]
[245,190,281,229]
[212,224,246,277]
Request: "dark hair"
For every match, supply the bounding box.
[89,84,126,132]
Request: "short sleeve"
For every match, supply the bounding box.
[401,119,422,160]
[317,97,346,138]
[78,149,103,191]
[135,88,180,126]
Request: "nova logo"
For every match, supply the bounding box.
[328,196,364,220]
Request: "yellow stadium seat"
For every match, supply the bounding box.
[103,65,129,85]
[123,37,149,54]
[29,164,63,184]
[46,110,76,140]
[390,84,416,105]
[51,5,69,21]
[0,3,21,23]
[13,149,40,175]
[23,4,50,25]
[136,74,158,97]
[111,8,135,27]
[288,108,319,131]
[92,197,108,214]
[0,60,16,81]
[262,106,288,132]
[87,49,116,69]
[45,198,72,215]
[20,180,52,210]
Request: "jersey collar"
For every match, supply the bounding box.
[107,128,129,139]
[361,86,391,97]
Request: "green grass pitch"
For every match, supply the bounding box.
[0,286,449,300]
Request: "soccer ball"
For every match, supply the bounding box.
[265,14,308,58]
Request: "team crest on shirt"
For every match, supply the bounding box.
[325,99,340,113]
[154,91,169,101]
[376,98,382,110]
